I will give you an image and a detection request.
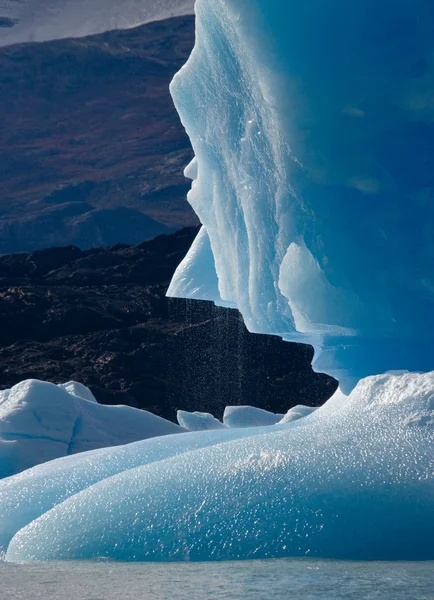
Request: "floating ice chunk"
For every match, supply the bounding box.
[0,379,183,479]
[279,405,318,424]
[177,410,226,431]
[6,371,433,562]
[223,406,284,428]
[0,424,283,553]
[58,381,97,403]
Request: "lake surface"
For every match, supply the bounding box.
[0,559,433,600]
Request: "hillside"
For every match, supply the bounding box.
[0,228,337,420]
[0,16,197,253]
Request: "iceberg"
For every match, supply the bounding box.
[223,406,284,428]
[177,406,286,430]
[2,0,434,564]
[0,379,184,479]
[168,0,434,392]
[5,372,434,562]
[280,405,318,424]
[177,410,226,431]
[57,381,97,403]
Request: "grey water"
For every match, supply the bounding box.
[1,559,433,600]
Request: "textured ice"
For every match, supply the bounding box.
[223,406,284,428]
[0,379,183,479]
[0,424,283,553]
[5,371,434,562]
[177,410,226,431]
[0,0,195,47]
[168,0,434,392]
[57,381,97,403]
[280,405,318,424]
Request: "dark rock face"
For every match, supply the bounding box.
[0,228,337,420]
[0,16,197,254]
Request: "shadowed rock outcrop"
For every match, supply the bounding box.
[0,228,337,420]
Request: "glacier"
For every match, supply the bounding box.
[0,0,195,46]
[2,0,434,563]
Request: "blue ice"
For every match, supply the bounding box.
[168,0,434,393]
[3,0,434,563]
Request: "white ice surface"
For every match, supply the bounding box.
[279,405,318,424]
[0,379,183,479]
[177,410,225,431]
[223,406,284,428]
[57,381,97,403]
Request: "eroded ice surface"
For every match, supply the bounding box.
[0,0,195,46]
[5,372,434,562]
[168,0,434,391]
[0,379,183,479]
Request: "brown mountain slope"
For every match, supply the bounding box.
[0,16,197,253]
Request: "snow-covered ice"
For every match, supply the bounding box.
[4,371,434,562]
[223,406,284,428]
[0,379,184,479]
[0,0,195,47]
[177,410,225,431]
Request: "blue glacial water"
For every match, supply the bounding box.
[0,559,433,600]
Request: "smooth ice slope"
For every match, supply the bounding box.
[6,371,434,562]
[223,406,284,428]
[0,0,195,47]
[0,424,285,553]
[168,0,434,391]
[0,379,183,479]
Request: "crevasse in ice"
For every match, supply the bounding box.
[168,0,434,392]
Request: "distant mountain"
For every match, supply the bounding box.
[0,0,195,46]
[0,16,197,253]
[0,228,337,420]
